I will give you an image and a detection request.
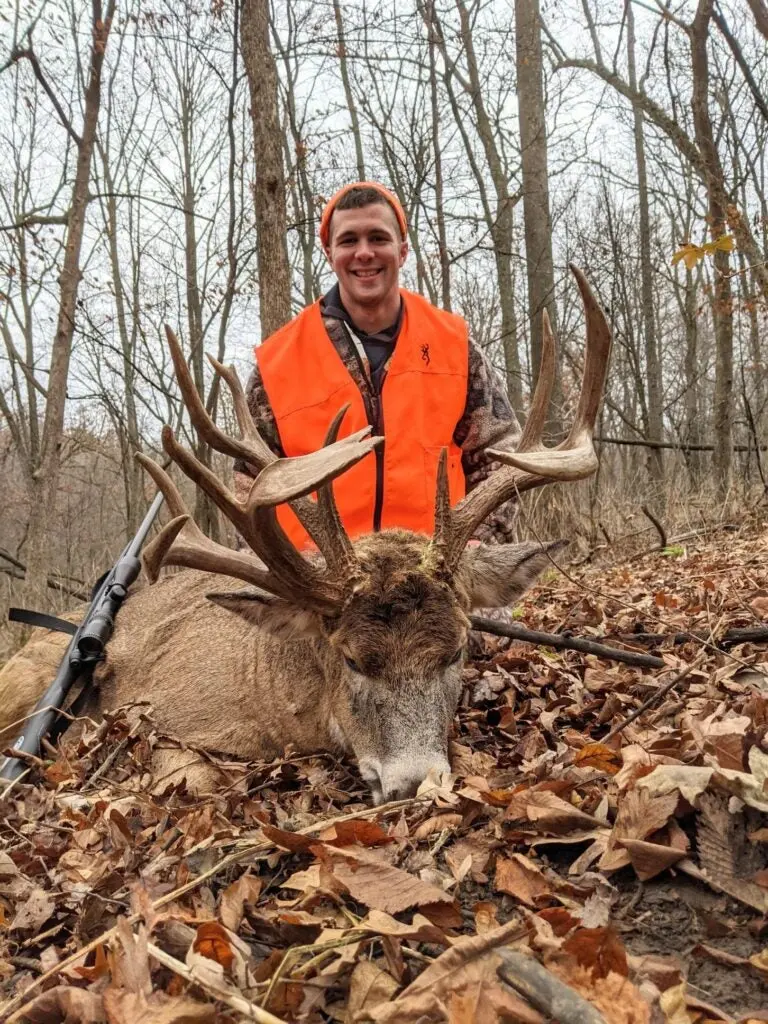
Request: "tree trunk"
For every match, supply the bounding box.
[746,0,768,40]
[514,0,558,392]
[682,266,703,483]
[100,154,144,535]
[625,0,663,488]
[241,0,291,340]
[452,0,522,407]
[22,1,116,604]
[417,0,522,406]
[427,10,451,311]
[333,0,366,182]
[690,0,733,496]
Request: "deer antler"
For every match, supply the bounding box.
[138,328,381,612]
[433,265,612,570]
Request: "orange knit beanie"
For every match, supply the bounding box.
[319,181,407,247]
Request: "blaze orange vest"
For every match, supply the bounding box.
[255,289,468,549]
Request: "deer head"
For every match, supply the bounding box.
[139,266,611,803]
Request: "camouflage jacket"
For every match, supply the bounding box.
[234,310,522,543]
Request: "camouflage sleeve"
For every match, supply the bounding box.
[454,340,523,545]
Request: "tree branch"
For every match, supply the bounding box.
[469,616,665,669]
[8,48,82,146]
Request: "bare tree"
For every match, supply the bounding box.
[1,0,116,603]
[515,0,558,394]
[625,0,663,486]
[241,0,292,338]
[690,0,734,493]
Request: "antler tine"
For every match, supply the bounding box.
[310,404,360,576]
[157,423,330,602]
[516,306,556,452]
[240,421,381,603]
[486,265,610,478]
[566,264,612,442]
[136,452,292,598]
[207,353,276,467]
[432,448,451,563]
[164,325,272,472]
[437,267,611,569]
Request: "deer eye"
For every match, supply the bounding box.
[344,655,363,674]
[448,648,464,666]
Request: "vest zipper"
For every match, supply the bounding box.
[343,321,385,533]
[371,388,385,533]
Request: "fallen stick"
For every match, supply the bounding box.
[602,655,706,742]
[470,616,665,669]
[720,625,768,647]
[146,942,287,1024]
[496,949,607,1024]
[600,626,768,650]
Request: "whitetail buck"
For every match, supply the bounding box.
[0,268,610,803]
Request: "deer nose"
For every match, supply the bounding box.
[379,754,451,804]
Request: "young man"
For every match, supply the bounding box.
[235,181,521,545]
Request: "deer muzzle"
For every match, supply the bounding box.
[358,751,452,805]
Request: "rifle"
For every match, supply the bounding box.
[0,492,164,783]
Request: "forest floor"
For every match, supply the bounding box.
[2,515,768,1023]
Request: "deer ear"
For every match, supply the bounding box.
[458,540,568,610]
[206,589,324,640]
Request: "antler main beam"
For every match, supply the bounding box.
[433,265,612,569]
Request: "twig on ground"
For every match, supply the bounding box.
[720,625,768,647]
[146,941,287,1024]
[82,737,130,791]
[496,948,607,1024]
[602,654,706,742]
[470,616,665,669]
[641,504,667,549]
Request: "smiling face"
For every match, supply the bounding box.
[323,201,408,325]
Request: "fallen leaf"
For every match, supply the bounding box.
[320,819,393,847]
[9,886,55,932]
[347,961,398,1023]
[658,981,694,1023]
[219,873,262,932]
[562,926,628,980]
[620,839,686,881]
[573,743,622,775]
[505,789,604,834]
[73,943,109,982]
[599,788,679,871]
[358,908,449,944]
[316,845,458,914]
[550,961,651,1023]
[193,921,235,971]
[494,855,553,907]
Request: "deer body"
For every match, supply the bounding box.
[96,570,341,762]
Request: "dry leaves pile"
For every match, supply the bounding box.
[2,520,768,1023]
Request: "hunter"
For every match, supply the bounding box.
[234,181,521,545]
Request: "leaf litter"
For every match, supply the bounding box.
[2,520,768,1021]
